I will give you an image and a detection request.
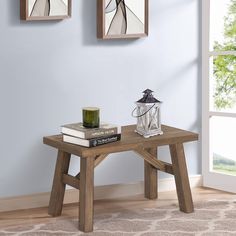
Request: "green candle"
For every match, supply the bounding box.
[82,107,100,128]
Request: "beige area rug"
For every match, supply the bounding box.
[1,199,236,236]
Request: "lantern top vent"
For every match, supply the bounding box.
[137,89,161,103]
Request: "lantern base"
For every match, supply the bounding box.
[135,129,163,138]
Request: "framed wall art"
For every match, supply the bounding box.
[97,0,148,39]
[20,0,71,21]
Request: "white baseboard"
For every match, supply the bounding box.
[0,175,202,212]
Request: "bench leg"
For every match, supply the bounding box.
[144,147,158,199]
[79,156,95,232]
[169,143,194,213]
[48,150,71,216]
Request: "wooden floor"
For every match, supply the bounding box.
[0,187,235,230]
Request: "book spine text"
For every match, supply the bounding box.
[86,128,118,139]
[89,134,121,147]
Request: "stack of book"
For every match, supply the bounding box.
[61,122,121,147]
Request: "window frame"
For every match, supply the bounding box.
[202,0,236,192]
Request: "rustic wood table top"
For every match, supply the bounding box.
[43,124,198,157]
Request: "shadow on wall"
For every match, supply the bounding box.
[7,0,19,26]
[81,0,97,45]
[157,58,198,90]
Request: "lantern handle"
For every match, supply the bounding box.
[132,104,156,118]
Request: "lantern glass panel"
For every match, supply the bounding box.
[135,103,162,138]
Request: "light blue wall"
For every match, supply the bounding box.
[0,0,201,198]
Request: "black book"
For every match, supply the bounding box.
[63,133,121,147]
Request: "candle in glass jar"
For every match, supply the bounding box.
[82,107,100,128]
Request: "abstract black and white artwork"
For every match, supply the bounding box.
[21,0,71,20]
[97,0,148,39]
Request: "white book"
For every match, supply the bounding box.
[61,122,121,139]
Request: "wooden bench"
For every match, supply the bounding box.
[43,124,198,232]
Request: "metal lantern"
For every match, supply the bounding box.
[132,89,163,138]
